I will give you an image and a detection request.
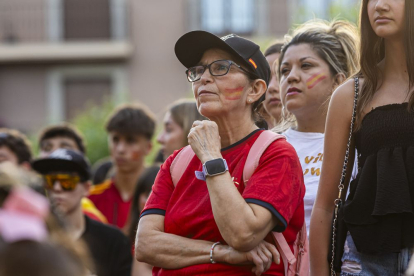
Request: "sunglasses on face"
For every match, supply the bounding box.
[43,174,80,191]
[185,59,253,82]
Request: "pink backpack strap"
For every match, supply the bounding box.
[273,232,296,275]
[170,145,195,187]
[244,130,309,276]
[243,130,285,183]
[272,222,308,276]
[272,222,310,276]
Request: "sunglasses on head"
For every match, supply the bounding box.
[43,174,81,191]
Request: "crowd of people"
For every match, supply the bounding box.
[1,0,414,275]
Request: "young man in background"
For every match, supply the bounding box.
[38,123,106,223]
[89,104,156,229]
[32,149,132,276]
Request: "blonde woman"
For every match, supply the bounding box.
[157,99,205,161]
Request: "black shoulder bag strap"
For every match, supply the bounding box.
[330,77,359,275]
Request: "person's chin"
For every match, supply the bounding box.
[374,28,400,39]
[53,203,68,214]
[115,159,136,170]
[117,164,138,173]
[270,108,282,121]
[284,100,303,114]
[198,103,220,118]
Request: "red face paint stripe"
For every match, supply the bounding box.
[132,151,141,160]
[306,73,322,84]
[307,74,327,89]
[249,59,257,69]
[224,86,244,93]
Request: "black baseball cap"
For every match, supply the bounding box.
[174,31,271,87]
[32,149,91,181]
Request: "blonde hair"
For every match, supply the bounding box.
[168,99,205,147]
[274,19,360,133]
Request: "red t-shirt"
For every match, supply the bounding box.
[142,130,305,276]
[89,179,131,229]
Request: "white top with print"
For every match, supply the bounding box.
[283,128,324,232]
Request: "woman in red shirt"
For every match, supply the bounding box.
[136,31,305,276]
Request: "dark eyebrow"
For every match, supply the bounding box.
[299,56,317,62]
[282,56,317,66]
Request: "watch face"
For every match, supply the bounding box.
[205,159,226,175]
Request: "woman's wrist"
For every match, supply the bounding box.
[200,152,223,164]
[211,244,229,263]
[210,242,221,263]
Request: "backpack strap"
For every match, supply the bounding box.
[172,130,284,186]
[170,145,195,187]
[243,130,308,275]
[273,232,296,275]
[272,222,308,276]
[243,130,285,182]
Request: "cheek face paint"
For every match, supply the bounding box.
[223,86,244,100]
[131,150,141,161]
[306,73,327,89]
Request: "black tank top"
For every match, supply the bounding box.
[343,103,414,254]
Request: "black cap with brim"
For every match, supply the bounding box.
[32,149,91,181]
[175,31,245,69]
[32,159,90,181]
[174,30,270,87]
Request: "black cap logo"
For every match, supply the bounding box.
[49,149,73,160]
[221,34,238,41]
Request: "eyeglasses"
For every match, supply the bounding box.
[186,60,253,82]
[43,174,80,191]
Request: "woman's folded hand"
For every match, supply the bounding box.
[215,240,280,276]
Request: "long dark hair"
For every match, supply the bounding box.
[127,166,160,243]
[357,0,414,128]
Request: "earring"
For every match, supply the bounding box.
[248,99,252,103]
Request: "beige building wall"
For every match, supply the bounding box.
[268,0,290,37]
[127,0,191,119]
[126,0,290,119]
[0,0,47,42]
[0,65,47,132]
[0,0,291,133]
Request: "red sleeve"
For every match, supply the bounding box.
[140,149,181,218]
[242,139,305,232]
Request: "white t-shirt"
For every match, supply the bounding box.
[283,128,324,232]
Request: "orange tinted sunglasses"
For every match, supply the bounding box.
[43,174,80,191]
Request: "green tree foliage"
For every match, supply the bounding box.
[71,99,115,165]
[72,99,161,166]
[293,0,359,25]
[328,2,359,24]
